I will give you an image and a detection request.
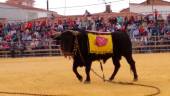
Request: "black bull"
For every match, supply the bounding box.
[54,30,138,83]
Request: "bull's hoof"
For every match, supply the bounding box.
[78,76,83,82]
[133,78,138,82]
[108,79,113,82]
[84,80,91,84]
[109,77,114,81]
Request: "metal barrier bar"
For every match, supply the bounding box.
[0,36,170,57]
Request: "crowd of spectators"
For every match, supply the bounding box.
[0,13,170,52]
[0,21,55,51]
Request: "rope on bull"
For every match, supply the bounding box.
[91,68,161,96]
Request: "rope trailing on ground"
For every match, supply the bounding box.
[0,91,69,96]
[71,30,161,96]
[91,68,161,96]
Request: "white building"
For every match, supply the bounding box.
[129,0,170,19]
[0,2,56,23]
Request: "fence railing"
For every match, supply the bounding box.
[0,46,62,58]
[0,40,62,57]
[132,35,170,53]
[0,36,170,58]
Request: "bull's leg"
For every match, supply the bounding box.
[73,63,83,82]
[84,61,92,84]
[124,54,138,81]
[109,57,121,81]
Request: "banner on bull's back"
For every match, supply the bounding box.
[88,33,113,54]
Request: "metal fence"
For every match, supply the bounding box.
[132,36,170,53]
[0,40,62,58]
[0,35,170,58]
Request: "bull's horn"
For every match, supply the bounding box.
[52,32,62,38]
[67,30,79,36]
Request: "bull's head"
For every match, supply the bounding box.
[53,30,78,57]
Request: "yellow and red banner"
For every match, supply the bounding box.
[88,33,113,54]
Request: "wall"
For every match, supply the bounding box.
[130,4,170,19]
[0,3,47,23]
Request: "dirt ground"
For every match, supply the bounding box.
[0,53,170,96]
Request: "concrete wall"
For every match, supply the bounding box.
[130,4,170,19]
[0,3,47,23]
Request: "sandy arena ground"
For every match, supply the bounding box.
[0,53,170,96]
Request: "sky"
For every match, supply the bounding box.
[0,0,170,15]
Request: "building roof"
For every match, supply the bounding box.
[0,2,50,12]
[120,8,129,13]
[130,0,170,6]
[63,11,141,20]
[121,0,170,13]
[6,0,35,7]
